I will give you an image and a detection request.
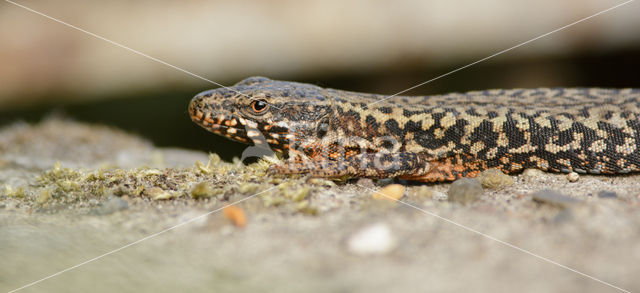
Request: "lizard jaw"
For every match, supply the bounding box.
[189,101,254,144]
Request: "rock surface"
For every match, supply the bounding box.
[448,178,484,204]
[2,120,640,293]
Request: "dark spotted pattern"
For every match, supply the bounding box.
[189,77,640,182]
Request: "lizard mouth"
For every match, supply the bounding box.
[189,105,255,144]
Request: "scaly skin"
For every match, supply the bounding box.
[189,76,640,182]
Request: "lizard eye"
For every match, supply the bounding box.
[250,99,269,114]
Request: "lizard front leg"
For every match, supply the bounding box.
[267,152,432,179]
[268,152,496,182]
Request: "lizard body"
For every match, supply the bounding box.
[189,76,640,182]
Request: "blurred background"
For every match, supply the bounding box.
[1,0,639,160]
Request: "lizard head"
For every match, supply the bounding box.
[189,76,334,153]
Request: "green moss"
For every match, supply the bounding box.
[38,162,81,184]
[295,200,318,215]
[238,183,261,194]
[259,193,286,207]
[5,184,27,198]
[190,182,227,199]
[8,151,332,214]
[36,188,52,204]
[286,186,309,202]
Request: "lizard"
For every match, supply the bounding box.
[189,76,640,182]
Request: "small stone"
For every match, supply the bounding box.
[153,191,180,200]
[432,191,447,201]
[447,178,483,204]
[597,191,617,198]
[477,169,513,189]
[566,172,580,182]
[94,196,128,215]
[347,223,396,255]
[223,206,247,228]
[144,187,175,200]
[522,168,545,177]
[372,184,405,201]
[532,190,579,208]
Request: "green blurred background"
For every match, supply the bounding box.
[1,0,639,160]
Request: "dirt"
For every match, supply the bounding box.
[1,118,639,293]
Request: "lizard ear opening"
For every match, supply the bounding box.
[316,117,330,139]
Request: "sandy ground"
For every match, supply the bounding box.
[1,119,639,293]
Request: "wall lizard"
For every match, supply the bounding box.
[189,76,640,182]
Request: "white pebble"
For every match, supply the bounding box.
[347,223,396,255]
[566,172,580,182]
